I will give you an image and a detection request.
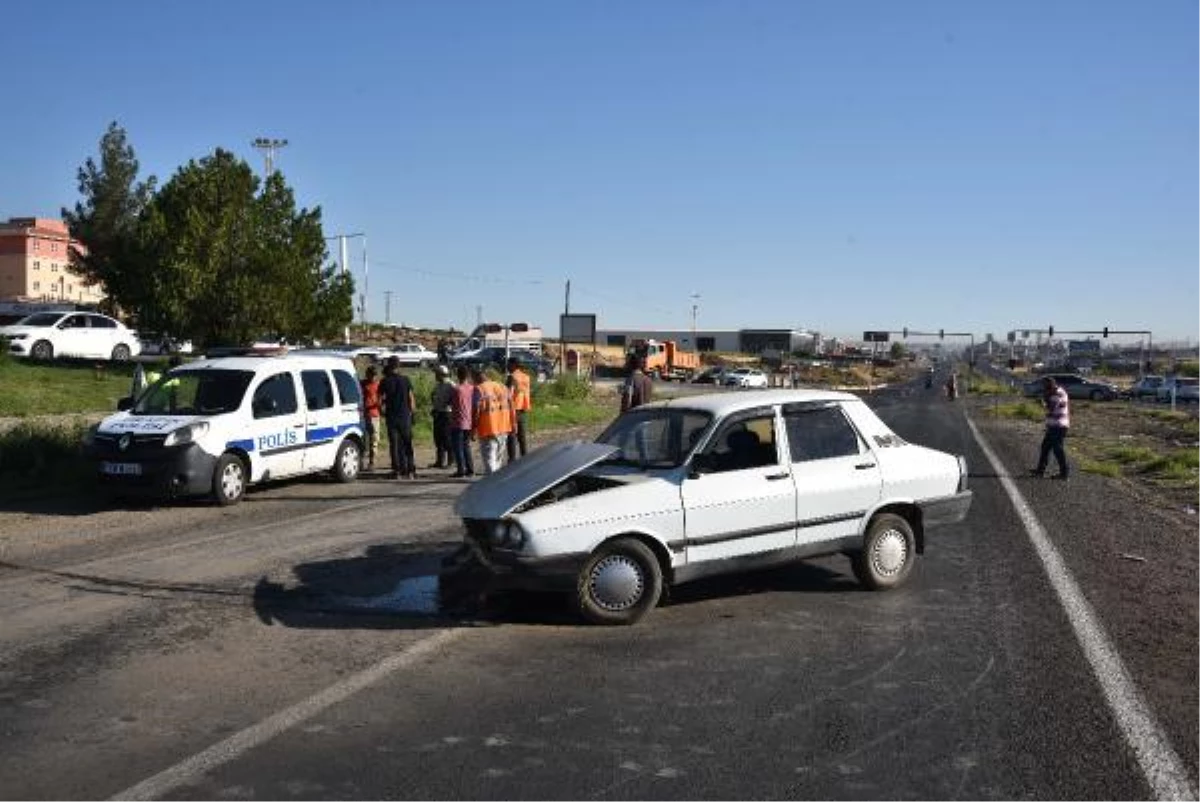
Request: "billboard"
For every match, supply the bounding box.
[559,313,597,344]
[1067,340,1101,355]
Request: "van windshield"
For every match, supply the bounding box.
[134,369,254,416]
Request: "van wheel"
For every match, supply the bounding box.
[852,513,916,590]
[213,454,247,506]
[576,538,662,625]
[31,340,53,360]
[333,439,361,482]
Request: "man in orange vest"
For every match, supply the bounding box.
[505,356,532,462]
[471,366,514,475]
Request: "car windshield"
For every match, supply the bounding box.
[134,369,255,416]
[596,408,712,468]
[15,313,66,327]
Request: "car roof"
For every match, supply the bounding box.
[183,353,355,372]
[642,388,860,415]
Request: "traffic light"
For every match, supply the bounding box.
[509,322,529,333]
[1048,325,1054,337]
[1103,326,1108,338]
[939,329,944,340]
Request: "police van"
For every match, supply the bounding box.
[84,353,365,505]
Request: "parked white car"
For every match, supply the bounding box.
[0,311,142,361]
[723,367,769,388]
[83,353,365,505]
[379,342,438,367]
[454,389,972,625]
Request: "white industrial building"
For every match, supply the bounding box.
[595,328,821,355]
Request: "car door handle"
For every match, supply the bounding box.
[765,472,790,481]
[855,462,876,470]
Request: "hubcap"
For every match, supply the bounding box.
[589,555,645,611]
[872,528,909,576]
[221,463,244,499]
[342,445,359,477]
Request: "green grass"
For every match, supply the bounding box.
[1077,443,1198,486]
[1079,458,1122,478]
[968,377,1019,396]
[0,419,96,496]
[992,401,1043,423]
[0,358,174,417]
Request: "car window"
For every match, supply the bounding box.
[703,411,779,473]
[596,408,712,468]
[17,313,64,327]
[333,369,361,406]
[301,370,335,411]
[252,372,299,419]
[88,315,117,329]
[785,405,863,462]
[60,314,87,329]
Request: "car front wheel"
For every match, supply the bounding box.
[852,513,916,590]
[333,439,361,482]
[577,537,663,625]
[111,344,131,361]
[213,454,247,506]
[31,340,53,360]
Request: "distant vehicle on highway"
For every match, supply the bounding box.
[723,368,769,389]
[692,367,729,385]
[1022,373,1118,401]
[0,311,141,362]
[138,332,194,356]
[379,342,438,368]
[1157,376,1199,404]
[1127,375,1165,399]
[451,346,554,381]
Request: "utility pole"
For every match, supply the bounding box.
[690,293,701,351]
[251,137,289,178]
[324,232,364,343]
[384,291,393,326]
[564,279,571,315]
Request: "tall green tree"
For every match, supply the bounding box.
[136,149,352,346]
[62,122,157,316]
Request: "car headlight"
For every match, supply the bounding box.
[81,424,99,447]
[486,520,527,550]
[163,422,209,447]
[9,333,28,341]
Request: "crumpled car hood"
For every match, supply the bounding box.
[454,440,619,519]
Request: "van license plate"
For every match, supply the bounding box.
[102,462,141,476]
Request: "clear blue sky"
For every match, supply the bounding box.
[2,0,1196,343]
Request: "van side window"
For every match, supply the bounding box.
[333,369,361,406]
[302,370,335,411]
[785,406,862,462]
[253,373,299,419]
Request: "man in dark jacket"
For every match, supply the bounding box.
[620,356,653,413]
[379,357,417,479]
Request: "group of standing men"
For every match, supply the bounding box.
[359,355,534,480]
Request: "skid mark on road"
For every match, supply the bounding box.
[967,416,1197,801]
[110,628,467,801]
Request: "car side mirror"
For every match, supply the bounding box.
[117,396,134,411]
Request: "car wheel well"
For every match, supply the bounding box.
[597,532,673,584]
[869,503,924,555]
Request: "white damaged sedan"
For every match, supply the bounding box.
[454,390,972,625]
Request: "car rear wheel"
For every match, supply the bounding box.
[577,537,663,625]
[213,453,247,506]
[111,344,131,362]
[333,439,361,483]
[30,340,53,360]
[852,513,916,590]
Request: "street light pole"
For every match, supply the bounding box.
[324,232,364,343]
[690,293,700,352]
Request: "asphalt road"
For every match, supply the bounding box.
[0,381,1194,800]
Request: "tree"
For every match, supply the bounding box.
[136,149,352,346]
[62,122,157,316]
[889,341,907,360]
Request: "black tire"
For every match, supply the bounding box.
[30,340,53,361]
[212,453,247,506]
[577,537,663,625]
[851,513,916,590]
[333,438,361,483]
[418,360,429,369]
[1090,389,1103,401]
[111,344,131,362]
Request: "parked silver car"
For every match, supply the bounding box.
[1022,373,1118,401]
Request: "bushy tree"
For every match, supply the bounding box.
[62,122,157,316]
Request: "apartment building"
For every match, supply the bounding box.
[0,217,102,305]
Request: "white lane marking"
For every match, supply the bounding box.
[111,628,466,801]
[967,417,1197,801]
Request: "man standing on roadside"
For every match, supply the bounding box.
[620,356,653,413]
[430,364,455,469]
[1030,375,1070,480]
[379,356,417,479]
[505,356,532,461]
[449,364,476,478]
[360,365,382,471]
[471,366,513,475]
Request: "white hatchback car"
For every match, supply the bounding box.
[723,367,769,388]
[0,311,142,361]
[454,389,972,624]
[84,353,365,505]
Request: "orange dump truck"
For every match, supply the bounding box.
[628,339,702,381]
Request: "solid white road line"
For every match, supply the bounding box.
[967,417,1197,801]
[111,628,467,801]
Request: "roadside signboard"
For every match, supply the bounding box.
[863,331,890,343]
[559,313,597,345]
